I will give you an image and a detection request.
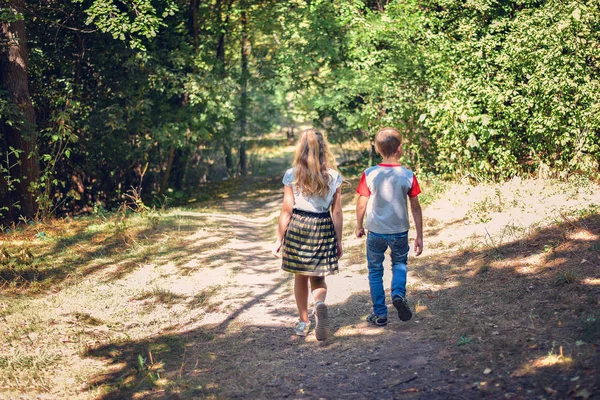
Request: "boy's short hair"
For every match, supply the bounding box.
[375,127,402,158]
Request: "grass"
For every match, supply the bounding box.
[0,203,243,396]
[136,287,187,307]
[188,285,222,310]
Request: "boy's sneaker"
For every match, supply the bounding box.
[294,320,310,336]
[314,301,329,341]
[393,295,413,321]
[366,313,388,326]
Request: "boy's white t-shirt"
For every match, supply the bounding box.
[356,164,421,234]
[283,167,342,213]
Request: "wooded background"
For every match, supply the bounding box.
[1,0,599,223]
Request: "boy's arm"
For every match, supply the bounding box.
[409,196,423,256]
[273,185,294,257]
[355,195,368,238]
[331,187,344,258]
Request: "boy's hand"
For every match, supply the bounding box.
[272,239,282,258]
[337,241,344,259]
[414,237,423,256]
[355,227,365,238]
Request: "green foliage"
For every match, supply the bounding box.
[0,4,23,23]
[457,335,474,346]
[4,0,599,221]
[276,0,600,178]
[79,0,177,50]
[420,0,600,178]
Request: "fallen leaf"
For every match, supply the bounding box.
[483,368,492,375]
[545,387,557,395]
[574,388,590,399]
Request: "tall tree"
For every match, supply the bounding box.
[238,3,249,176]
[0,0,40,220]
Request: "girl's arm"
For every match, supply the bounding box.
[273,185,294,257]
[409,196,423,256]
[331,187,344,258]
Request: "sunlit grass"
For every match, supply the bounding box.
[514,349,573,377]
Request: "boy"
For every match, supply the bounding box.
[355,127,423,326]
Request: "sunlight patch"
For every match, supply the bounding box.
[415,302,428,313]
[567,229,598,241]
[542,258,570,269]
[513,352,573,376]
[336,326,388,337]
[515,264,540,275]
[184,231,225,243]
[583,278,600,286]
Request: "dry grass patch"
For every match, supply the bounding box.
[0,206,239,398]
[408,177,600,398]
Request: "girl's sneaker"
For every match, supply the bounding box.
[366,313,388,326]
[294,320,310,336]
[314,301,329,341]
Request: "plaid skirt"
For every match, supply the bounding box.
[282,209,339,276]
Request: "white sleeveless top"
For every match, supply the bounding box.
[282,167,343,213]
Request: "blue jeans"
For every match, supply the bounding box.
[367,231,409,317]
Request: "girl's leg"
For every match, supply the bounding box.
[310,275,329,341]
[294,274,310,322]
[309,276,327,303]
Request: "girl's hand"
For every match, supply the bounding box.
[337,241,344,259]
[272,239,282,258]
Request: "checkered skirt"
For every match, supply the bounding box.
[281,209,339,276]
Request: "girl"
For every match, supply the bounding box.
[273,128,343,341]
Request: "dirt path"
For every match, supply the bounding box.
[132,195,458,399]
[71,177,462,400]
[177,208,453,399]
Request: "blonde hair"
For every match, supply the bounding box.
[375,127,402,158]
[293,129,337,197]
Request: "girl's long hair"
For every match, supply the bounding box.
[293,129,337,197]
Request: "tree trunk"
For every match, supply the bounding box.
[216,0,234,177]
[215,0,226,78]
[223,144,234,176]
[0,3,40,220]
[171,148,190,191]
[160,146,175,195]
[239,7,249,177]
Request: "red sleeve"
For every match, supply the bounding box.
[408,175,421,197]
[356,172,370,197]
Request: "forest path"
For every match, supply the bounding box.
[133,181,456,400]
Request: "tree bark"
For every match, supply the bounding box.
[239,7,249,176]
[215,0,234,177]
[159,146,175,195]
[0,2,40,220]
